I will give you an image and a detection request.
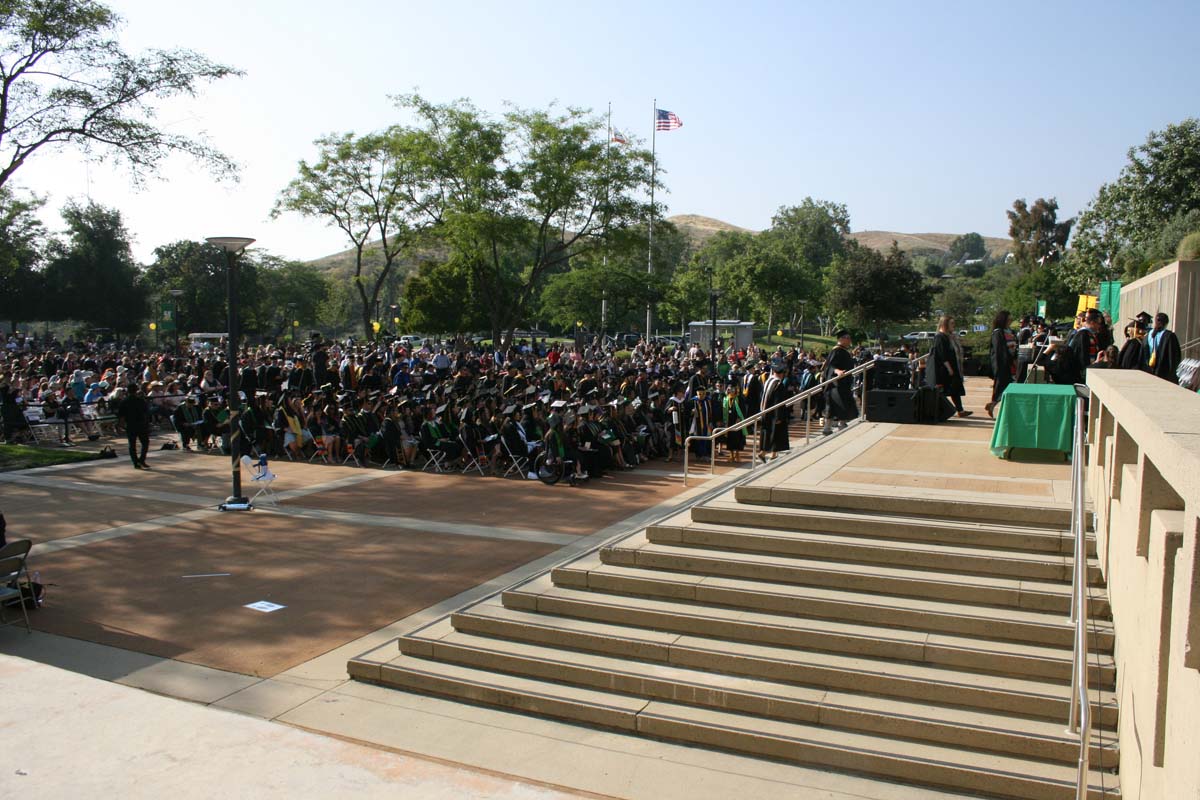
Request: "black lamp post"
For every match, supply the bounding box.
[207,236,255,512]
[705,265,720,357]
[168,289,184,355]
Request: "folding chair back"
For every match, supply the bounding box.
[420,446,447,473]
[501,436,532,479]
[459,432,486,476]
[240,455,279,506]
[0,539,33,633]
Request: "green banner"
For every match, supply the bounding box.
[1098,280,1122,321]
[159,301,176,332]
[1036,299,1047,318]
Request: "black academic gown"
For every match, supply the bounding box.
[759,375,791,453]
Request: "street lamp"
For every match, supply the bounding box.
[207,236,255,512]
[799,300,807,350]
[168,289,184,355]
[285,302,297,345]
[705,265,720,357]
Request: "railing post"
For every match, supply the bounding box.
[682,439,689,487]
[1065,383,1092,798]
[805,395,811,447]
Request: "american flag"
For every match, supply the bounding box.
[655,108,683,131]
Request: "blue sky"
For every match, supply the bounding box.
[16,0,1200,262]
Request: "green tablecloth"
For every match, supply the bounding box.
[989,383,1076,459]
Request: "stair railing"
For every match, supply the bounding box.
[1066,382,1092,800]
[682,354,928,486]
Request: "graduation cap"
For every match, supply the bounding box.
[503,404,518,415]
[524,385,536,396]
[521,402,537,412]
[586,388,599,398]
[550,399,567,409]
[435,403,448,414]
[578,404,592,414]
[647,391,659,400]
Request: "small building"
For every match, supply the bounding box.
[687,320,755,351]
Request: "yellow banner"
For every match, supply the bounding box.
[1076,294,1098,315]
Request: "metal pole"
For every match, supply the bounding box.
[226,251,245,507]
[646,99,656,339]
[805,396,811,447]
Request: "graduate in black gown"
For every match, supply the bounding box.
[758,359,791,460]
[821,330,857,435]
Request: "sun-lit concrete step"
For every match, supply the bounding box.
[544,560,1114,651]
[685,500,1092,556]
[603,530,1103,599]
[420,605,1118,766]
[640,702,1117,800]
[735,484,1074,528]
[361,652,1115,799]
[398,623,1118,782]
[461,595,1115,691]
[645,521,1108,614]
[463,604,1115,725]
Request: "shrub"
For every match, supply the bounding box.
[1177,231,1200,261]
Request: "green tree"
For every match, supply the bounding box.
[949,232,987,263]
[142,239,263,334]
[824,242,930,340]
[0,185,46,329]
[400,259,484,335]
[1007,198,1073,271]
[254,257,329,338]
[0,0,240,190]
[274,127,440,341]
[404,94,655,345]
[43,200,146,331]
[937,282,977,325]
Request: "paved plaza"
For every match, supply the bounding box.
[1,377,1075,799]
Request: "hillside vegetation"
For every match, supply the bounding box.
[304,214,1010,272]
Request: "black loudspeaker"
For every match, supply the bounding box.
[872,357,913,390]
[866,389,917,423]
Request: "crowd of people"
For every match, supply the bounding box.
[1,331,880,477]
[984,308,1186,416]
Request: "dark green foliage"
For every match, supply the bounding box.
[42,201,146,332]
[825,242,930,338]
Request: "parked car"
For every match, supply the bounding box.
[901,331,937,341]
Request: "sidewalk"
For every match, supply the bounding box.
[0,653,586,799]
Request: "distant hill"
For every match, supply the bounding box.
[666,214,1010,259]
[305,215,1011,270]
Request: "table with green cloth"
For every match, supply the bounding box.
[989,383,1076,460]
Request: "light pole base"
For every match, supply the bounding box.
[219,496,253,512]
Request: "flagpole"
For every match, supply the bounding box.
[646,98,656,341]
[602,101,610,340]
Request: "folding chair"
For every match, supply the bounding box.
[459,432,486,476]
[309,437,330,463]
[420,446,447,473]
[23,407,58,445]
[240,455,279,506]
[0,539,34,634]
[501,436,533,479]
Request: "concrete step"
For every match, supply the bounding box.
[631,521,1101,584]
[549,557,1115,651]
[642,520,1107,616]
[735,484,1074,528]
[460,595,1116,694]
[428,606,1118,765]
[686,500,1092,557]
[364,653,1116,799]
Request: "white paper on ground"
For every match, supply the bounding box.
[244,601,285,612]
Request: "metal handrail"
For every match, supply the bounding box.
[1066,382,1092,800]
[682,353,928,485]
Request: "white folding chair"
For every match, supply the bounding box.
[420,445,447,473]
[0,539,34,634]
[240,455,279,506]
[501,436,532,479]
[459,432,486,476]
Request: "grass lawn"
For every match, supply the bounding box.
[0,444,103,472]
[755,333,836,352]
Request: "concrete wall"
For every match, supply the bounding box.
[1116,260,1200,348]
[1086,369,1200,800]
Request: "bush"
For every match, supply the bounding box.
[1178,231,1200,261]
